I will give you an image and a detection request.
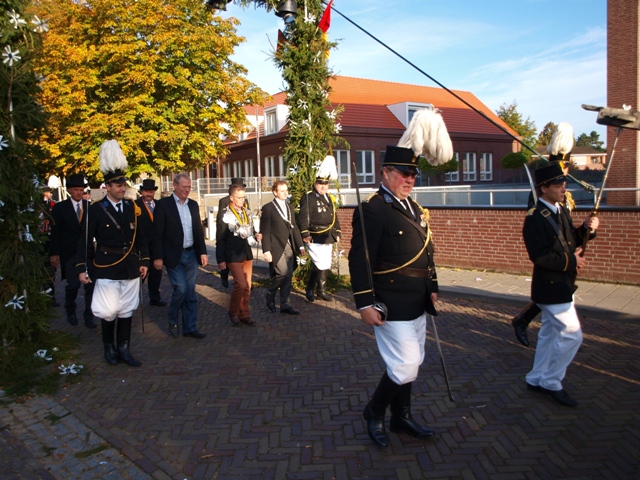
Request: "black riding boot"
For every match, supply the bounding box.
[305,264,321,302]
[116,317,142,367]
[511,301,540,347]
[363,372,402,447]
[101,319,118,365]
[389,382,435,438]
[316,269,331,301]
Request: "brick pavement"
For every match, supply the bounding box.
[1,263,639,479]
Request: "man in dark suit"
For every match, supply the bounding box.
[349,145,438,447]
[261,180,305,315]
[135,179,166,306]
[49,173,96,328]
[216,177,247,288]
[153,174,208,339]
[77,139,149,367]
[522,163,599,407]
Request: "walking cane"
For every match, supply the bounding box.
[430,314,455,402]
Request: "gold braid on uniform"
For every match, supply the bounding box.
[94,203,141,268]
[563,191,576,212]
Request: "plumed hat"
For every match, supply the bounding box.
[535,162,567,186]
[546,122,574,163]
[315,155,338,182]
[99,140,128,184]
[393,108,453,169]
[66,173,88,188]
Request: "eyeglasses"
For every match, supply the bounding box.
[233,196,246,200]
[389,167,418,179]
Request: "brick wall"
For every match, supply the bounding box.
[337,206,640,285]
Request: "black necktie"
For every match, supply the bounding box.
[116,203,122,214]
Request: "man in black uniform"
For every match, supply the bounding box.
[349,108,453,448]
[77,140,149,367]
[522,162,598,406]
[49,174,96,327]
[135,179,166,306]
[299,156,341,302]
[217,178,247,288]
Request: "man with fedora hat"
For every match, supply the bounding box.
[136,179,166,306]
[216,178,248,288]
[49,173,96,328]
[522,162,599,407]
[349,108,452,447]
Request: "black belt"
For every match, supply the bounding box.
[183,246,193,251]
[97,245,130,255]
[375,261,435,278]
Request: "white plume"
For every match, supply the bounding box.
[546,122,574,155]
[99,139,128,174]
[316,155,338,180]
[397,109,453,166]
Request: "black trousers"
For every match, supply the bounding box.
[267,243,295,306]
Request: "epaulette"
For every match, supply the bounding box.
[527,207,536,216]
[133,202,141,216]
[363,192,377,203]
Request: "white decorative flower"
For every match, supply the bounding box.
[35,350,53,361]
[303,11,316,23]
[296,256,307,266]
[7,10,26,29]
[22,228,34,242]
[327,110,336,120]
[334,249,344,258]
[2,45,21,66]
[334,123,342,133]
[5,294,25,310]
[289,166,298,175]
[41,287,53,297]
[0,135,8,150]
[298,100,308,110]
[31,15,49,33]
[59,364,83,375]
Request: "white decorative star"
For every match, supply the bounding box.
[0,135,8,150]
[35,350,53,361]
[2,45,21,66]
[5,294,25,310]
[31,15,49,33]
[7,10,26,29]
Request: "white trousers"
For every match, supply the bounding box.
[306,243,333,270]
[374,312,427,385]
[91,278,140,321]
[526,301,582,391]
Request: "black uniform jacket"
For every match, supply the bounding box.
[49,198,91,279]
[261,200,304,266]
[522,200,594,305]
[298,190,341,244]
[76,199,149,280]
[349,188,438,321]
[135,198,156,257]
[153,196,207,270]
[216,205,254,264]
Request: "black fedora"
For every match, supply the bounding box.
[140,179,158,191]
[66,174,88,188]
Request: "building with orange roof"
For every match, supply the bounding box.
[219,76,521,187]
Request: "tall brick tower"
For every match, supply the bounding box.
[608,0,640,206]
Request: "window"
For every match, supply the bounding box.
[445,153,460,182]
[278,155,284,176]
[264,156,275,177]
[335,149,351,185]
[244,159,253,177]
[355,150,375,184]
[233,161,242,178]
[462,152,476,182]
[223,163,231,179]
[265,111,277,135]
[479,153,492,181]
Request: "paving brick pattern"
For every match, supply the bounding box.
[1,264,639,479]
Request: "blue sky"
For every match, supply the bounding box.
[223,0,607,141]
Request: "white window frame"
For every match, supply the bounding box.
[264,155,275,177]
[244,159,253,178]
[265,111,277,135]
[355,150,375,184]
[335,149,351,186]
[479,152,492,181]
[462,152,476,182]
[445,152,460,182]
